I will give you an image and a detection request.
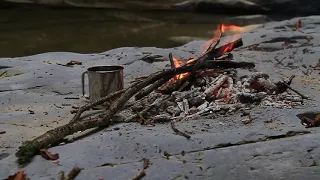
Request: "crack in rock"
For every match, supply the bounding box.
[0,85,45,92]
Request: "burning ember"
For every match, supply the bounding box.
[123,23,304,125]
[170,24,244,82]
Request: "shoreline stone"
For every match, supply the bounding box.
[1,15,320,179]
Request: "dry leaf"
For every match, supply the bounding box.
[39,149,59,160]
[292,19,301,30]
[67,60,82,65]
[5,170,26,180]
[314,113,320,126]
[143,158,150,169]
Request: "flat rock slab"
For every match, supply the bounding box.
[173,0,320,16]
[1,16,320,179]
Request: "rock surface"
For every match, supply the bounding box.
[173,0,320,16]
[1,16,320,179]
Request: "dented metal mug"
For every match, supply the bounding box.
[81,65,124,104]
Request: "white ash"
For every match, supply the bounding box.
[198,101,209,111]
[152,114,172,123]
[182,98,190,115]
[129,71,303,121]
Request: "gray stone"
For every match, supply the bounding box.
[173,0,320,16]
[1,15,320,179]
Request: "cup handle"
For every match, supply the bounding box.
[81,71,89,99]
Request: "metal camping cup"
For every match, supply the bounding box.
[81,65,124,103]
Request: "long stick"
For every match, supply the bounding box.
[170,121,191,139]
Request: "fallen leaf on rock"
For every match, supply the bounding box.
[69,60,82,65]
[39,149,59,160]
[300,112,320,128]
[5,170,27,180]
[314,113,320,126]
[143,158,150,169]
[292,19,301,30]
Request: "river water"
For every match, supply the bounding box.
[0,7,268,57]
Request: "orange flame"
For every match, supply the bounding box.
[170,24,242,81]
[172,56,190,80]
[201,24,243,55]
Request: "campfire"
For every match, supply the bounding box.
[118,24,304,125]
[16,23,307,165]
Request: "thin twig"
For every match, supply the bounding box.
[70,89,126,123]
[0,71,7,78]
[64,97,79,99]
[59,167,82,180]
[282,82,309,99]
[169,52,175,69]
[132,171,146,180]
[65,167,82,180]
[134,109,147,124]
[54,104,63,109]
[170,121,191,139]
[143,158,150,169]
[132,158,149,180]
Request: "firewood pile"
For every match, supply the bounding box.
[121,71,303,124]
[116,25,304,124]
[15,24,306,165]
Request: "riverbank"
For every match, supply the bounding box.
[0,7,275,57]
[3,0,320,16]
[0,15,320,179]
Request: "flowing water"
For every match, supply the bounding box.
[0,6,271,57]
